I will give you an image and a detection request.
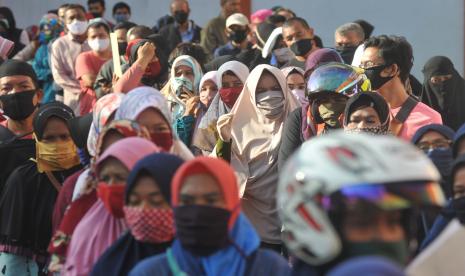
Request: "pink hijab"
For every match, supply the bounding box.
[63,138,160,276]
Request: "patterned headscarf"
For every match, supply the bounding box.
[38,13,63,44]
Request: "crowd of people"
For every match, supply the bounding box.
[0,0,464,275]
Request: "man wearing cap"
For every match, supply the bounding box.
[214,13,250,58]
[0,60,42,193]
[51,4,90,115]
[201,0,241,56]
[159,0,202,55]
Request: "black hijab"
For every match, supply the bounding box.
[91,153,184,276]
[0,102,80,262]
[0,7,24,57]
[343,92,390,128]
[421,56,465,130]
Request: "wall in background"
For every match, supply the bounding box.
[1,0,463,79]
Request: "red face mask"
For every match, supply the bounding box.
[150,132,173,152]
[124,206,175,243]
[219,86,243,108]
[97,182,126,218]
[144,60,161,77]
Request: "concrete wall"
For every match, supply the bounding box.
[1,0,463,79]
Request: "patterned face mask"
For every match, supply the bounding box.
[123,206,175,243]
[344,125,390,136]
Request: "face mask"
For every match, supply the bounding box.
[364,64,394,90]
[336,46,358,64]
[452,197,465,223]
[291,89,307,105]
[91,12,103,18]
[345,126,388,135]
[150,132,173,152]
[256,90,285,119]
[318,100,346,128]
[88,38,110,52]
[273,47,295,63]
[228,29,247,44]
[97,182,126,218]
[124,206,175,243]
[219,86,243,108]
[175,205,231,256]
[174,11,189,24]
[173,77,194,95]
[38,32,53,44]
[35,137,80,173]
[345,240,409,266]
[117,41,128,56]
[144,60,161,77]
[114,13,130,23]
[0,90,37,121]
[290,38,313,57]
[66,20,88,36]
[426,148,453,179]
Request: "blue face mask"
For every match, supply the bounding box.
[427,148,453,178]
[114,13,130,23]
[173,76,194,95]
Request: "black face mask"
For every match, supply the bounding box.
[117,41,128,56]
[91,12,103,18]
[0,90,37,121]
[452,197,465,223]
[228,30,247,44]
[336,46,358,64]
[174,205,231,256]
[290,38,313,57]
[364,64,394,90]
[174,11,189,25]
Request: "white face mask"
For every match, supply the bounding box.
[256,90,285,119]
[88,38,110,52]
[273,47,295,63]
[291,88,307,105]
[67,20,88,35]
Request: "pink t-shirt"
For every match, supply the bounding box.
[391,101,443,140]
[75,51,110,115]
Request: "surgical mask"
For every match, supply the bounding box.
[426,148,453,179]
[256,90,285,119]
[219,86,243,108]
[336,45,358,64]
[345,240,409,266]
[172,76,194,96]
[174,11,189,25]
[228,29,248,44]
[114,14,130,23]
[66,20,88,35]
[124,206,175,243]
[318,100,346,128]
[35,137,80,173]
[364,64,394,90]
[174,205,230,256]
[88,38,110,52]
[97,182,126,218]
[150,132,173,152]
[273,47,295,63]
[0,90,37,121]
[290,38,313,57]
[290,88,307,105]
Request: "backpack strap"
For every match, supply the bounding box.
[390,96,419,136]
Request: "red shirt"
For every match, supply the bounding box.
[75,51,110,115]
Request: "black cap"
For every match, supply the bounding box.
[0,59,39,88]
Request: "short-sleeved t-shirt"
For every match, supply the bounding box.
[391,101,443,140]
[75,51,110,114]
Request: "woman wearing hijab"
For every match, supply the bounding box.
[31,13,63,103]
[64,137,160,276]
[421,56,465,130]
[281,66,306,105]
[115,86,194,160]
[130,157,291,275]
[113,38,170,93]
[215,64,299,251]
[48,120,151,273]
[0,7,29,57]
[193,61,250,155]
[0,102,81,274]
[343,92,390,135]
[304,48,343,77]
[91,153,184,276]
[198,71,219,115]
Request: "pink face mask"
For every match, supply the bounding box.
[123,206,175,243]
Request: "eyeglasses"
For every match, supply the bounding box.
[417,139,452,152]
